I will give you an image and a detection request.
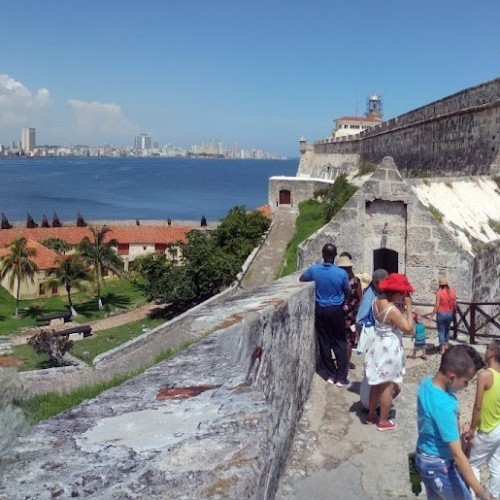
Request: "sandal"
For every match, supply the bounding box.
[420,355,427,360]
[377,420,397,431]
[366,415,378,425]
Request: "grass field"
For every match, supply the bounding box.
[0,277,147,336]
[276,200,325,278]
[10,316,166,371]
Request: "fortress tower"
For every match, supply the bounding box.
[366,93,383,119]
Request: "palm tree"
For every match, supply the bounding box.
[40,237,71,254]
[0,237,39,317]
[47,254,91,316]
[78,226,127,309]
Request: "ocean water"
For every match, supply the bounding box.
[0,157,298,223]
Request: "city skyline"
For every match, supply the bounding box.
[2,128,283,160]
[1,1,499,157]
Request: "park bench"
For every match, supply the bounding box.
[36,311,72,326]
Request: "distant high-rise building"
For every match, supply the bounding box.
[134,133,152,150]
[21,127,36,152]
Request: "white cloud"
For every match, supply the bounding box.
[0,74,52,109]
[0,74,53,142]
[0,74,135,146]
[67,98,135,143]
[35,88,51,107]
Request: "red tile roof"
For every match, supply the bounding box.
[254,205,272,218]
[336,115,383,122]
[0,239,59,270]
[0,225,192,249]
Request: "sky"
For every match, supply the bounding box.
[1,0,499,157]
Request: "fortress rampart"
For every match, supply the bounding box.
[301,77,500,177]
[1,275,316,499]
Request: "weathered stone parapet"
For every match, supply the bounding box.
[0,274,316,500]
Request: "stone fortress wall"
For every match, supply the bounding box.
[300,77,500,178]
[1,276,316,499]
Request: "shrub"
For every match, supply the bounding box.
[354,161,375,177]
[28,329,74,366]
[488,218,500,234]
[314,174,358,222]
[428,204,443,223]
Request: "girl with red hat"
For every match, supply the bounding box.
[364,273,415,431]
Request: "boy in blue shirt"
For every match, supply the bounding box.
[415,345,492,499]
[410,313,427,360]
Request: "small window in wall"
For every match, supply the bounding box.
[51,285,58,295]
[39,283,46,296]
[117,243,129,256]
[155,243,167,253]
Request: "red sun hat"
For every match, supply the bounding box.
[378,273,415,294]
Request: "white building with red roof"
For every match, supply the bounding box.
[0,224,194,300]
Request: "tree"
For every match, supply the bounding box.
[0,237,39,317]
[78,226,127,309]
[213,205,271,263]
[183,230,239,300]
[134,254,193,305]
[40,237,71,254]
[135,206,271,308]
[314,174,358,222]
[27,329,73,367]
[47,254,91,316]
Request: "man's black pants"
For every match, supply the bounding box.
[315,304,347,382]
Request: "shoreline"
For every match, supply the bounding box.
[1,219,216,228]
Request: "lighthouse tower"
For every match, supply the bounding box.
[366,93,383,119]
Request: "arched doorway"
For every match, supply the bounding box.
[279,190,291,205]
[373,248,398,274]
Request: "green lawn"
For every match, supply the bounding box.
[0,277,147,336]
[276,200,325,278]
[70,317,166,362]
[11,316,166,371]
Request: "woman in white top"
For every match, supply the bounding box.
[364,273,415,431]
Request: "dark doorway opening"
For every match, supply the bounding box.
[373,248,398,274]
[279,190,291,205]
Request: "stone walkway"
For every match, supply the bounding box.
[240,208,298,289]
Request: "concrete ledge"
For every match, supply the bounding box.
[1,274,316,499]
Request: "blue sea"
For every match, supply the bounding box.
[0,157,298,223]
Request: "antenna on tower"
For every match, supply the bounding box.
[355,93,359,117]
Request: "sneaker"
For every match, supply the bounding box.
[335,380,350,388]
[366,415,378,425]
[377,420,397,431]
[327,377,336,385]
